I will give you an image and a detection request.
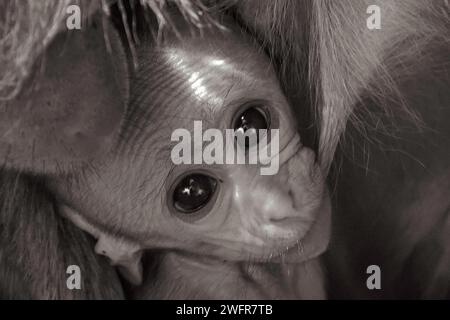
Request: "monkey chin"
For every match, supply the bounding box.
[135,248,327,299]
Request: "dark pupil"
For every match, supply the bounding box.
[234,107,268,147]
[173,174,217,213]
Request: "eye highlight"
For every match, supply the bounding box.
[172,173,218,214]
[233,104,270,148]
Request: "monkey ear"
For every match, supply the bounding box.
[0,15,128,174]
[59,204,144,286]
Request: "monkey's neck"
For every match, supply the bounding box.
[133,251,326,299]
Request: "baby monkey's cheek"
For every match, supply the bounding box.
[213,138,330,261]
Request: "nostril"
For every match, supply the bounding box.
[288,190,296,209]
[262,216,313,242]
[269,216,313,226]
[266,215,315,239]
[269,216,289,223]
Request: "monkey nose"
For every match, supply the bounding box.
[255,186,314,241]
[231,146,324,244]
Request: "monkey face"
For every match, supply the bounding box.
[50,21,330,284]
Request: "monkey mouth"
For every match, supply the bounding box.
[254,190,332,263]
[273,194,331,263]
[253,193,331,263]
[194,200,330,264]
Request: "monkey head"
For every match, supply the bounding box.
[47,20,330,285]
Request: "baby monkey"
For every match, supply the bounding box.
[51,16,331,299]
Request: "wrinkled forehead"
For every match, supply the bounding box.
[118,25,287,173]
[130,27,281,130]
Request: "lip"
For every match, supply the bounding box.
[269,193,331,263]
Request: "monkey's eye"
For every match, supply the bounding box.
[233,105,269,148]
[172,173,218,214]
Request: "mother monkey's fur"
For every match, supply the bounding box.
[1,0,449,299]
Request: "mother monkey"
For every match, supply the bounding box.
[1,0,449,299]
